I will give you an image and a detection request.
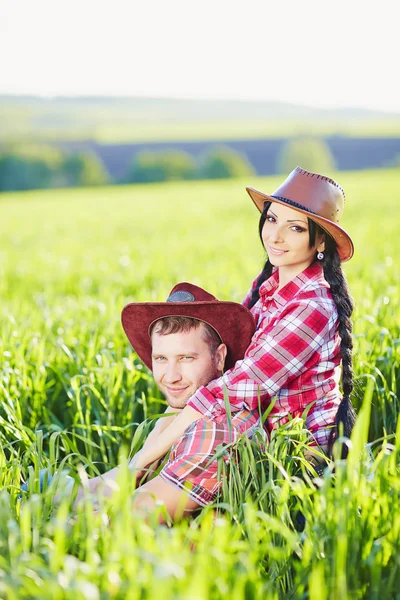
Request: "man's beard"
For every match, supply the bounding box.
[163,364,220,410]
[166,396,188,409]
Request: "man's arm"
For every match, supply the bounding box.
[132,474,201,523]
[78,408,181,501]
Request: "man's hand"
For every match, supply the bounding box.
[73,465,121,509]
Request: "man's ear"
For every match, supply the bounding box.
[215,344,227,372]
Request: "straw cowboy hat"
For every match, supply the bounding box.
[246,166,354,261]
[121,282,256,371]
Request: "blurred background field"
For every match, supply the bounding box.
[1,170,399,598]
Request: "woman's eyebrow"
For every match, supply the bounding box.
[267,209,307,224]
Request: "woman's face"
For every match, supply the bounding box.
[261,202,325,279]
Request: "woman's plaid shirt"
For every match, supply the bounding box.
[187,262,342,446]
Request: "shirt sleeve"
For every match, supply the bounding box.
[187,298,333,418]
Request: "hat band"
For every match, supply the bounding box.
[166,291,195,302]
[270,195,318,216]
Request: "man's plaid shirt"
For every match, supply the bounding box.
[188,262,342,446]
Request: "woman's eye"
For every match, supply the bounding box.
[154,356,166,362]
[291,226,306,233]
[266,215,275,223]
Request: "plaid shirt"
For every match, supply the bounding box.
[160,408,259,506]
[187,263,342,446]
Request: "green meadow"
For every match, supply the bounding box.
[2,98,400,143]
[0,169,399,599]
[4,118,400,144]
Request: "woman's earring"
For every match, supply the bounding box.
[317,252,324,261]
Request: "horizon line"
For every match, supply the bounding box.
[1,93,399,117]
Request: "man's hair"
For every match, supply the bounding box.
[149,316,222,356]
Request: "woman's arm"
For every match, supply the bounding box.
[138,407,182,461]
[129,405,202,470]
[140,407,181,449]
[187,299,333,418]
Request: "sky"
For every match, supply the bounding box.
[1,0,399,113]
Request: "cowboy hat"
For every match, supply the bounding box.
[246,166,354,261]
[121,282,256,371]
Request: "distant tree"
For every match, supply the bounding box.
[61,152,110,187]
[385,153,400,167]
[125,150,196,183]
[0,144,63,191]
[277,137,336,174]
[0,155,35,191]
[198,146,255,179]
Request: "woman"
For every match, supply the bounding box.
[131,166,357,472]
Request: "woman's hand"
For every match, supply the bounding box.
[142,407,182,447]
[129,405,202,470]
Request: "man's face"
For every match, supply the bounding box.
[151,325,226,409]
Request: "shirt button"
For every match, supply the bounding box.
[262,305,267,311]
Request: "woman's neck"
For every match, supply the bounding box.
[276,262,319,291]
[276,266,299,291]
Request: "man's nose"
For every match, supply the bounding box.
[163,362,182,383]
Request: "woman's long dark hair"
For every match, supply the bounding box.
[248,202,356,457]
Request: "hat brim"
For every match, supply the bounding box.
[246,186,354,262]
[121,301,256,371]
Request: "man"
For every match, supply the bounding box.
[77,282,258,521]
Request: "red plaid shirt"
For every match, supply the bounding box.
[160,408,259,506]
[187,262,342,446]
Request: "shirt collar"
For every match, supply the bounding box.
[259,262,325,308]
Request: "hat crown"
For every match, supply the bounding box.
[121,282,256,371]
[272,167,345,223]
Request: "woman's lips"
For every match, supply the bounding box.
[268,246,288,256]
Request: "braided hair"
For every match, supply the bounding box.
[248,202,356,457]
[321,233,357,457]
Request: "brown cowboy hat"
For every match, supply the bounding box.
[246,166,354,261]
[121,282,256,371]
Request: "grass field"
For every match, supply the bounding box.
[4,118,400,145]
[0,170,399,598]
[2,98,400,143]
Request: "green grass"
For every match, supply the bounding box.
[0,169,399,598]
